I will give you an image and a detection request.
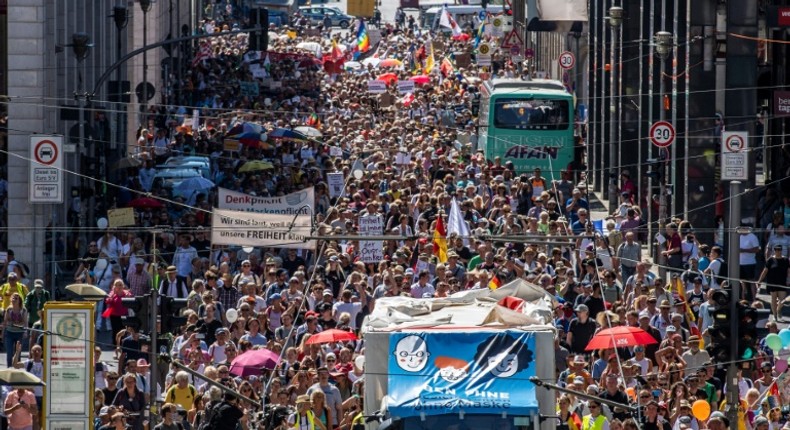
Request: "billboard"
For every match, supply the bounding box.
[387,331,538,417]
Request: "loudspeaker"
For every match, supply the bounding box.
[249,8,269,52]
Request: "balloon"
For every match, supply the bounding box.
[626,387,636,400]
[226,308,238,324]
[767,333,784,352]
[242,246,254,254]
[354,355,365,371]
[777,359,789,373]
[97,217,108,229]
[780,329,790,347]
[691,400,711,421]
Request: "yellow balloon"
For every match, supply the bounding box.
[692,400,711,421]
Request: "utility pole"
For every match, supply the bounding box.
[655,31,673,278]
[608,6,623,214]
[725,180,742,428]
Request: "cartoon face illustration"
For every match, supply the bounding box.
[435,356,469,382]
[488,351,518,378]
[471,333,534,380]
[394,335,429,372]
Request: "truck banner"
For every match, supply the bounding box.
[387,331,538,417]
[218,187,314,215]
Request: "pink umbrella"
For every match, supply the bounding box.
[229,348,281,377]
[305,329,358,345]
[379,58,403,68]
[409,75,430,85]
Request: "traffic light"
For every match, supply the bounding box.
[121,296,151,334]
[249,8,269,52]
[736,303,758,361]
[161,296,188,334]
[706,290,731,363]
[645,158,663,181]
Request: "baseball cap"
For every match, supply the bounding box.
[575,304,589,313]
[322,289,333,297]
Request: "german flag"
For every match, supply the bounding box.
[432,215,448,263]
[489,274,502,290]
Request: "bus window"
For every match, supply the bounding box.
[493,98,569,130]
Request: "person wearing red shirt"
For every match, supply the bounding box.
[105,279,133,341]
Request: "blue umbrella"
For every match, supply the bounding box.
[174,176,215,195]
[268,128,308,142]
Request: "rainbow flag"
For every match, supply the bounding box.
[432,215,448,263]
[356,20,370,53]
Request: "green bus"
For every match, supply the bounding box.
[479,78,576,178]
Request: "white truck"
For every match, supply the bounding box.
[362,281,558,430]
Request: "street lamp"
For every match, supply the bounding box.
[71,32,92,262]
[654,30,673,277]
[607,6,623,214]
[139,0,153,126]
[110,5,128,214]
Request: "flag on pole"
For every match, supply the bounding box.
[440,57,456,77]
[474,21,486,48]
[439,6,463,37]
[356,19,370,52]
[448,198,470,246]
[433,215,448,263]
[489,274,502,290]
[424,40,435,74]
[674,276,700,336]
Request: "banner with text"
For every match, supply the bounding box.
[387,331,538,418]
[358,215,384,263]
[218,187,314,215]
[212,208,315,250]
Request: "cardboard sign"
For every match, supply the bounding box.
[455,53,472,69]
[327,172,345,198]
[397,80,415,94]
[368,29,382,47]
[305,28,321,37]
[108,207,136,228]
[368,80,388,94]
[224,139,241,152]
[358,215,384,263]
[379,93,395,107]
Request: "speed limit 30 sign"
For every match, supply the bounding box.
[558,51,575,69]
[649,121,675,147]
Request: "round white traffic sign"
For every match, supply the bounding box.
[724,134,745,152]
[34,139,59,165]
[649,121,675,147]
[558,51,575,69]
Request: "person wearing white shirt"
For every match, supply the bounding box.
[172,234,198,279]
[739,228,761,300]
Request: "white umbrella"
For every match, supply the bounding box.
[344,61,362,70]
[361,57,381,67]
[296,41,323,56]
[294,126,322,138]
[0,369,45,387]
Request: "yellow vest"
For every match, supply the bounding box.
[294,410,316,430]
[582,414,607,430]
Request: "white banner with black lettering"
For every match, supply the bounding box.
[211,208,316,250]
[218,187,314,215]
[358,215,384,263]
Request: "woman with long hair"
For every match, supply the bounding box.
[112,373,146,430]
[2,293,26,367]
[310,389,333,430]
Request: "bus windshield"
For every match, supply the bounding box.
[493,98,570,130]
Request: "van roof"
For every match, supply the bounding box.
[483,78,571,97]
[425,5,503,13]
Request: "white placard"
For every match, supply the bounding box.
[212,208,316,249]
[477,54,492,66]
[368,80,388,94]
[327,172,345,198]
[329,146,343,157]
[300,146,313,161]
[395,151,412,165]
[192,109,200,130]
[397,80,415,94]
[358,215,384,263]
[721,131,749,181]
[29,135,63,203]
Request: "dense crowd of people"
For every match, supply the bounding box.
[2,2,790,430]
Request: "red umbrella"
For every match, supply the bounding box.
[376,73,398,85]
[128,197,163,209]
[452,33,471,41]
[409,75,430,85]
[229,348,281,377]
[585,326,658,351]
[305,329,358,345]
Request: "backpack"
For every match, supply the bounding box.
[197,400,220,430]
[714,258,728,285]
